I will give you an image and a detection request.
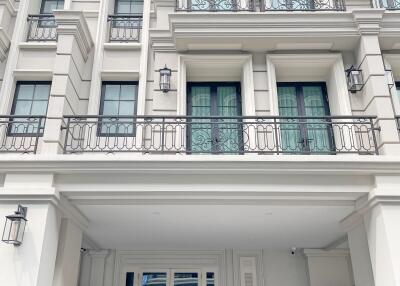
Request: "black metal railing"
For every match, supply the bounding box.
[261,0,345,11]
[396,116,400,133]
[176,0,255,11]
[0,116,45,154]
[377,0,400,9]
[62,115,379,155]
[27,14,57,42]
[108,15,142,42]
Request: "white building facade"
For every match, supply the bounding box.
[0,0,400,286]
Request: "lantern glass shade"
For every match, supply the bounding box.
[347,67,364,93]
[386,69,395,88]
[2,206,27,246]
[159,66,171,93]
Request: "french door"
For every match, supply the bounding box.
[187,82,243,154]
[125,270,216,286]
[277,82,334,154]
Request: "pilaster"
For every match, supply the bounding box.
[42,10,93,154]
[89,250,109,286]
[353,9,400,155]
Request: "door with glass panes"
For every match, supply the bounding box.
[187,82,243,154]
[277,82,334,153]
[125,270,216,286]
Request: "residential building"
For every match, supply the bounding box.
[0,0,400,286]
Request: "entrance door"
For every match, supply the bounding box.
[187,82,242,154]
[277,82,334,153]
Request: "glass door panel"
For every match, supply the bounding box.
[173,273,199,286]
[187,83,242,154]
[278,86,301,152]
[141,273,168,286]
[277,83,332,154]
[302,85,332,153]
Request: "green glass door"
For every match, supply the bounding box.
[277,83,333,153]
[187,82,242,154]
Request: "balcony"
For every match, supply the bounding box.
[26,14,57,42]
[0,116,45,154]
[377,0,400,9]
[107,15,142,42]
[62,115,379,155]
[175,0,345,11]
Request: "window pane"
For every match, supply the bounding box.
[104,85,120,100]
[14,101,32,115]
[102,101,119,115]
[206,273,215,286]
[42,1,59,13]
[117,0,132,14]
[34,84,51,100]
[174,273,198,286]
[120,85,136,100]
[141,273,167,286]
[119,101,135,116]
[31,101,48,116]
[126,272,134,286]
[17,85,35,100]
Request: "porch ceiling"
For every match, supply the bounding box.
[76,203,354,250]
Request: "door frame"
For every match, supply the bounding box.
[276,82,335,154]
[186,82,242,154]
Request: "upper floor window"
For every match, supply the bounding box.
[99,82,138,136]
[115,0,143,14]
[40,0,64,14]
[10,82,51,134]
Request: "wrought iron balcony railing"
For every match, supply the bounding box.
[396,116,400,133]
[108,15,142,42]
[27,15,57,42]
[377,0,400,9]
[176,0,256,11]
[0,116,45,154]
[62,115,379,155]
[261,0,345,11]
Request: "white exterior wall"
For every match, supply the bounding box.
[0,0,400,286]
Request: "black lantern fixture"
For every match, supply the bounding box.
[385,69,395,88]
[346,65,364,93]
[2,205,28,246]
[159,65,171,93]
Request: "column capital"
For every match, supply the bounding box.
[53,10,94,61]
[352,9,384,35]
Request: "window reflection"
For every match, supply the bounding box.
[142,273,167,286]
[206,272,215,286]
[174,273,198,286]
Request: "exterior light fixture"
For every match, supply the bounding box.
[2,205,28,246]
[159,65,172,93]
[385,69,395,88]
[346,65,364,93]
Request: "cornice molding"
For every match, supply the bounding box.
[0,0,17,16]
[0,28,10,62]
[352,9,384,35]
[0,155,400,175]
[303,249,350,257]
[53,10,94,61]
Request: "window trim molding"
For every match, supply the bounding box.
[8,81,51,137]
[98,81,139,137]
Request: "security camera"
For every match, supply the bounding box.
[290,247,297,255]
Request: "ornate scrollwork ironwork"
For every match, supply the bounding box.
[27,15,57,42]
[262,0,345,11]
[176,0,255,11]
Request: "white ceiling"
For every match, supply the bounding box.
[78,204,353,250]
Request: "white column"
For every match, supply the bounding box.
[53,218,83,286]
[347,221,375,286]
[0,203,61,286]
[89,250,109,286]
[364,203,400,286]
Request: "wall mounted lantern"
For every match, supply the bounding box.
[385,69,395,88]
[2,205,28,246]
[159,65,172,93]
[346,65,364,93]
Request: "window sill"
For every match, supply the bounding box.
[19,42,57,50]
[103,42,141,51]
